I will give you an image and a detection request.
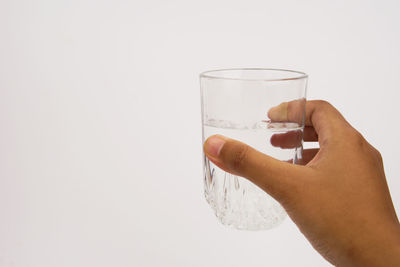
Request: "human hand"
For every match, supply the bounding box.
[204,100,400,266]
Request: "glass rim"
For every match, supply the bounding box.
[200,68,308,82]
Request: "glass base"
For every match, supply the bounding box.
[205,162,287,231]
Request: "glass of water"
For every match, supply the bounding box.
[200,68,307,231]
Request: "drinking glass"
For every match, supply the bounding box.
[200,68,307,230]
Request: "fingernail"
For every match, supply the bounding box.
[205,135,226,158]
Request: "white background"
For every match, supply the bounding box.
[1,0,399,266]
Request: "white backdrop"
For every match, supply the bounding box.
[1,0,399,266]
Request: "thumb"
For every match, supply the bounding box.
[204,134,303,200]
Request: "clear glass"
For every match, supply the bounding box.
[200,68,307,231]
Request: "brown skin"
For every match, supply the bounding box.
[204,100,400,267]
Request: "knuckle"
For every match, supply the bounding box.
[230,143,250,171]
[354,132,366,147]
[372,147,383,163]
[345,130,383,165]
[345,129,365,147]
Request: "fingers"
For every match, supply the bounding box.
[268,100,349,146]
[304,126,318,142]
[270,129,303,149]
[267,98,306,125]
[284,149,319,165]
[204,135,305,199]
[298,148,319,166]
[270,127,318,149]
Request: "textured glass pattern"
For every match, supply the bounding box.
[204,155,288,230]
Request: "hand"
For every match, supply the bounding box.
[204,100,400,266]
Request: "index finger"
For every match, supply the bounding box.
[268,100,350,146]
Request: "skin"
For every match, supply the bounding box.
[203,100,400,267]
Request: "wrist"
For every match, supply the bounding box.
[343,223,400,267]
